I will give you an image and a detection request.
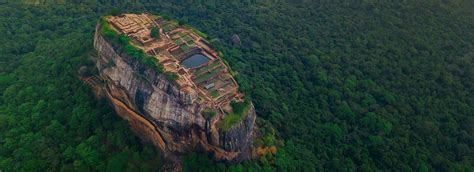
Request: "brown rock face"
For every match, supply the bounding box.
[93,24,256,162]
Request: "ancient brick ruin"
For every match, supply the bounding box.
[106,13,242,114]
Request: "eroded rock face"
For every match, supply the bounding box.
[93,24,256,162]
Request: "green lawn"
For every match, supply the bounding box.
[194,67,225,84]
[210,90,219,98]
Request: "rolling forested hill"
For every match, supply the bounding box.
[0,0,473,171]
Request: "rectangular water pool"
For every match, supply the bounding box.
[181,54,210,69]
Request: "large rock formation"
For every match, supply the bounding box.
[92,22,256,162]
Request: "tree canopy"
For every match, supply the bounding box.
[1,0,473,171]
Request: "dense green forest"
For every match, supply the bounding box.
[1,0,473,171]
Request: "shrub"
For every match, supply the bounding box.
[150,27,160,39]
[230,100,249,115]
[217,98,251,130]
[201,108,217,119]
[118,34,130,45]
[99,17,118,40]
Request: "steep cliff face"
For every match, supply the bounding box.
[93,24,256,162]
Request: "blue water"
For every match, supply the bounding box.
[181,54,210,69]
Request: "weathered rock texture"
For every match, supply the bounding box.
[93,23,256,162]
